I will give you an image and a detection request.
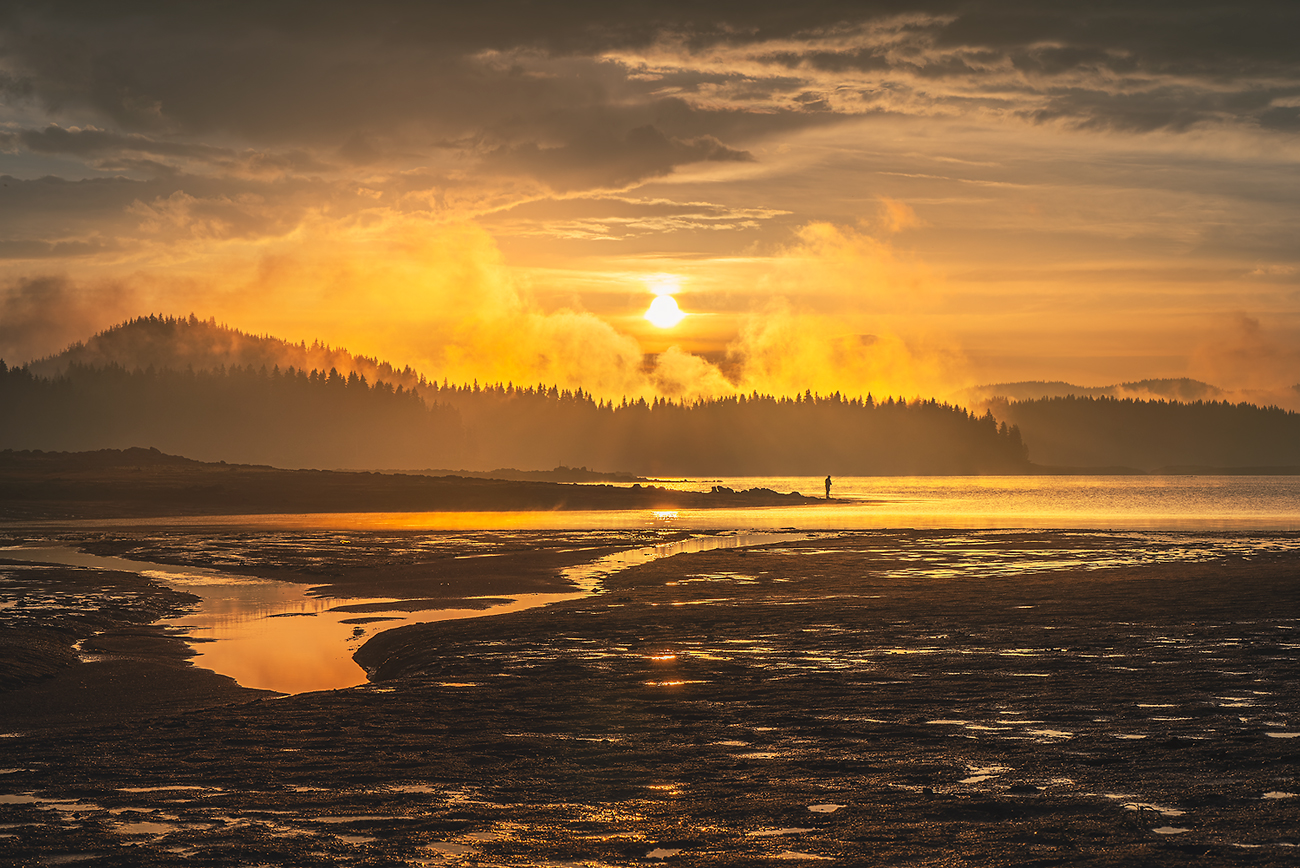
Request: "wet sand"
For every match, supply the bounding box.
[0,558,275,726]
[1,530,1298,865]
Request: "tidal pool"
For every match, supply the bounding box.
[1,532,807,694]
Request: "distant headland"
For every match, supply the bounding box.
[0,448,825,522]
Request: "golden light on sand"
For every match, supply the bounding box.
[645,295,686,329]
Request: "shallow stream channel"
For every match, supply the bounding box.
[1,532,807,694]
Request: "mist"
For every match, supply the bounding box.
[1,216,965,404]
[0,275,139,365]
[1189,314,1300,411]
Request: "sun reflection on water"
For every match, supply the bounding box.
[18,475,1297,532]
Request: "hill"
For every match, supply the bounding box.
[0,357,459,470]
[0,316,1032,475]
[955,378,1226,405]
[8,317,1298,475]
[0,359,1031,475]
[428,384,1030,476]
[27,314,426,391]
[990,395,1300,470]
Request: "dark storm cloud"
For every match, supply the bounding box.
[1,0,1297,204]
[474,95,837,191]
[0,171,384,257]
[15,124,232,160]
[0,274,137,364]
[0,238,111,259]
[2,124,336,180]
[1259,107,1300,130]
[1026,87,1263,133]
[487,126,754,192]
[4,2,1295,139]
[0,1,930,60]
[932,2,1300,74]
[0,174,152,227]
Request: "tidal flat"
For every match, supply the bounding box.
[1,529,1298,866]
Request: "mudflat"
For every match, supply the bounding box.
[1,529,1297,866]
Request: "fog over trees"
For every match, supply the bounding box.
[5,316,1297,474]
[0,359,457,471]
[430,382,1029,475]
[0,359,1029,475]
[1,316,1029,474]
[27,315,425,391]
[990,395,1300,470]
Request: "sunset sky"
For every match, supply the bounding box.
[1,1,1297,404]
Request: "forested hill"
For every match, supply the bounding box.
[7,316,1295,474]
[0,361,457,471]
[991,395,1300,470]
[957,378,1226,404]
[27,314,427,391]
[0,359,1030,475]
[425,383,1029,475]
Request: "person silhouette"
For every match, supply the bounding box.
[824,475,832,500]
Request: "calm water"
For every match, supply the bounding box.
[655,475,1300,531]
[23,475,1297,531]
[1,534,807,694]
[5,475,1297,694]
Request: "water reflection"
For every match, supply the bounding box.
[11,476,1296,531]
[562,532,807,591]
[2,533,809,695]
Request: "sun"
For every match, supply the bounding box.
[645,295,686,329]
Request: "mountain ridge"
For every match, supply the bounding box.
[5,316,1298,474]
[1,317,1032,475]
[954,378,1227,404]
[26,314,429,393]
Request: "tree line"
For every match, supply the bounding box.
[0,358,1030,474]
[426,381,1030,475]
[28,314,428,392]
[0,360,459,470]
[990,395,1300,469]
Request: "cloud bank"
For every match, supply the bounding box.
[2,1,1297,397]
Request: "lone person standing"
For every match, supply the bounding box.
[824,475,832,500]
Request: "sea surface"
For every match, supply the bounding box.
[28,474,1300,531]
[646,474,1300,530]
[5,476,1297,693]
